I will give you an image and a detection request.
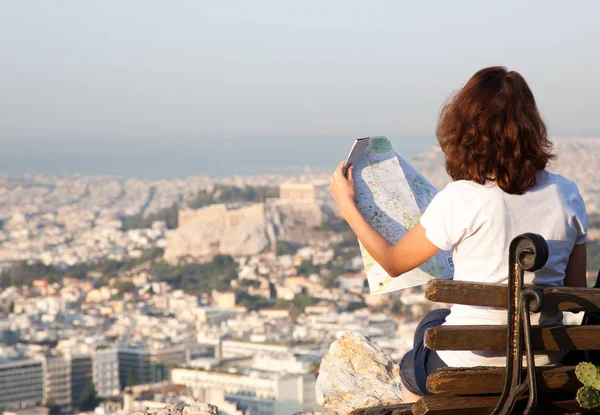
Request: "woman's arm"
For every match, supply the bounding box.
[564,243,587,288]
[330,161,440,277]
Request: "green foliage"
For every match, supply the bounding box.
[273,294,318,312]
[309,360,321,378]
[0,273,11,289]
[390,299,405,315]
[188,184,279,209]
[577,386,600,409]
[297,259,319,277]
[239,279,260,288]
[48,404,61,415]
[347,301,367,312]
[187,190,213,209]
[121,204,179,231]
[126,368,136,387]
[268,281,277,299]
[576,362,600,389]
[236,291,271,311]
[274,298,291,308]
[291,294,318,311]
[46,398,61,415]
[121,185,279,231]
[1,248,165,289]
[0,246,238,296]
[275,241,296,256]
[149,255,238,294]
[114,280,136,295]
[79,383,101,411]
[1,262,57,288]
[213,184,279,203]
[314,217,352,233]
[575,362,600,409]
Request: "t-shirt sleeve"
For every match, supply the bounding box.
[419,184,468,251]
[567,181,587,245]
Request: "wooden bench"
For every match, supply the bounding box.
[351,234,600,415]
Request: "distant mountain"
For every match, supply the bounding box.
[411,138,600,213]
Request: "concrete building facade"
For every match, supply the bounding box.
[70,353,93,408]
[39,354,71,407]
[93,348,121,398]
[118,345,187,387]
[0,359,44,409]
[171,368,318,415]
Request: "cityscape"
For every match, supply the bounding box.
[2,0,599,413]
[1,138,599,415]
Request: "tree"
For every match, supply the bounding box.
[239,279,260,288]
[46,397,61,415]
[274,298,291,308]
[347,301,367,312]
[0,273,11,288]
[297,260,319,277]
[114,280,136,295]
[79,383,100,411]
[126,367,136,387]
[275,241,295,256]
[391,299,403,315]
[291,294,318,312]
[268,282,277,299]
[309,360,321,378]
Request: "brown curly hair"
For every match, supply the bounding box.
[436,66,554,195]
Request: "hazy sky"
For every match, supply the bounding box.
[1,0,600,155]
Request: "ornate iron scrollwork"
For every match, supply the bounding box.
[491,233,549,415]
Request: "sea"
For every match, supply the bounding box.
[1,135,436,179]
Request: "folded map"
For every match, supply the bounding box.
[346,136,454,295]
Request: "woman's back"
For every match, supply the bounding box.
[329,66,590,399]
[420,170,587,367]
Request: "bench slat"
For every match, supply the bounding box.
[425,325,600,351]
[425,279,600,312]
[349,403,414,415]
[412,395,593,415]
[426,365,584,395]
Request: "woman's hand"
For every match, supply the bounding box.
[329,161,356,219]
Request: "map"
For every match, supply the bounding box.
[347,136,454,295]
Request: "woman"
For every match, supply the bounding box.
[329,66,588,402]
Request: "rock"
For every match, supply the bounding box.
[316,332,403,414]
[164,203,270,263]
[163,201,335,263]
[130,401,218,415]
[181,402,218,415]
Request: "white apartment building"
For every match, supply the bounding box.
[118,344,187,387]
[299,312,397,340]
[221,341,293,359]
[171,368,319,415]
[250,353,313,375]
[0,358,44,409]
[37,354,71,407]
[93,348,121,398]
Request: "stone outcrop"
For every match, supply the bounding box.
[130,401,218,415]
[316,332,403,414]
[163,201,334,263]
[164,203,270,262]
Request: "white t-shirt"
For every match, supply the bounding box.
[419,170,587,368]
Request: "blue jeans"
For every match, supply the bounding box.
[400,308,450,396]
